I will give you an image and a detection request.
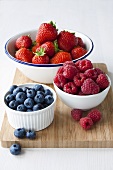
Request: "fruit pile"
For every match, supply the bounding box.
[5,84,54,112]
[54,59,109,95]
[15,21,87,64]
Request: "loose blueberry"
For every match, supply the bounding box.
[33,103,44,111]
[27,89,36,98]
[9,85,18,94]
[13,87,23,96]
[10,143,21,155]
[26,130,36,139]
[44,95,54,105]
[5,94,14,103]
[33,84,44,92]
[14,128,26,138]
[16,92,26,103]
[9,100,19,110]
[34,94,44,103]
[44,89,52,96]
[17,104,27,111]
[37,90,45,96]
[27,109,33,112]
[24,98,34,108]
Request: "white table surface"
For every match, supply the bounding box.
[0,0,113,169]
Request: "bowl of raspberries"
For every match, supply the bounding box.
[5,21,94,83]
[4,83,57,131]
[53,59,111,110]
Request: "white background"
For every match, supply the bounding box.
[0,0,113,169]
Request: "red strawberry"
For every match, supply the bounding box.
[32,47,49,64]
[15,35,32,49]
[71,47,87,60]
[50,51,72,64]
[31,42,40,53]
[36,21,58,44]
[15,48,33,63]
[57,30,78,52]
[77,37,85,48]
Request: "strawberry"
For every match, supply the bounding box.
[77,37,85,48]
[15,48,33,63]
[15,35,32,49]
[36,21,58,44]
[50,51,72,64]
[32,47,49,64]
[31,42,40,53]
[71,47,87,60]
[57,30,78,52]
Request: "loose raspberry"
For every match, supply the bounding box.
[84,68,98,80]
[80,117,93,130]
[63,65,79,80]
[71,109,83,121]
[94,68,104,75]
[73,73,86,87]
[87,109,102,123]
[63,61,75,67]
[81,78,100,95]
[75,59,93,72]
[54,74,67,89]
[63,82,78,94]
[96,74,109,89]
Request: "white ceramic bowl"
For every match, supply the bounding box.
[5,29,94,84]
[53,75,111,110]
[4,83,57,131]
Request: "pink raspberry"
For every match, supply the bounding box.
[71,109,83,121]
[63,61,75,67]
[84,68,98,80]
[56,66,64,74]
[63,82,78,94]
[81,78,100,95]
[63,65,79,80]
[87,109,102,123]
[54,74,67,88]
[94,68,104,75]
[73,73,86,87]
[80,117,93,130]
[75,59,93,72]
[96,74,109,89]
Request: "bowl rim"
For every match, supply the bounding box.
[4,29,94,67]
[4,83,57,115]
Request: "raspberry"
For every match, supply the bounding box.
[63,61,75,67]
[75,59,93,72]
[87,109,102,123]
[56,66,64,74]
[96,74,109,89]
[63,82,78,94]
[73,73,86,87]
[81,78,100,95]
[80,117,93,130]
[71,109,83,121]
[54,74,67,88]
[63,65,79,80]
[77,37,85,48]
[84,69,98,80]
[94,68,104,75]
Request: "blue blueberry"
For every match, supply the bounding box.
[17,104,27,111]
[9,85,18,94]
[5,94,14,103]
[22,87,28,92]
[33,104,44,111]
[37,90,45,96]
[9,100,19,110]
[14,128,26,138]
[33,84,44,92]
[44,95,54,105]
[16,92,26,103]
[10,143,21,155]
[27,89,36,98]
[43,103,48,108]
[44,89,52,96]
[34,94,44,103]
[27,109,33,112]
[24,98,34,108]
[26,130,36,139]
[13,87,23,96]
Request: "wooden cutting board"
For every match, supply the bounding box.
[1,63,113,148]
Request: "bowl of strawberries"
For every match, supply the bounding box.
[5,21,94,83]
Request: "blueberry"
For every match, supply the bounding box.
[44,95,54,105]
[27,89,36,98]
[33,104,44,111]
[24,98,34,108]
[9,100,19,110]
[37,91,45,96]
[26,130,36,139]
[14,128,26,138]
[22,87,28,92]
[34,94,44,103]
[9,85,18,94]
[5,94,14,103]
[43,103,48,108]
[10,143,21,155]
[13,87,23,96]
[27,109,33,112]
[33,84,44,92]
[16,92,26,103]
[17,104,27,111]
[44,89,52,96]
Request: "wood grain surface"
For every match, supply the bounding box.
[1,63,113,148]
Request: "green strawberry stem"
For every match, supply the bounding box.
[54,40,61,53]
[34,47,46,56]
[32,41,37,46]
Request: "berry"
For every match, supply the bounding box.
[71,109,83,121]
[33,103,44,111]
[37,90,45,96]
[54,74,67,88]
[14,128,26,138]
[17,104,27,111]
[50,51,72,64]
[44,95,54,105]
[73,73,86,87]
[10,144,21,155]
[36,21,58,44]
[94,68,104,75]
[9,100,19,110]
[24,98,34,109]
[22,87,29,92]
[9,85,18,93]
[57,30,78,52]
[34,94,44,103]
[80,117,93,130]
[87,109,102,123]
[15,92,26,103]
[31,42,40,53]
[13,87,23,96]
[15,48,33,63]
[75,59,93,72]
[15,35,32,49]
[63,65,79,80]
[56,66,64,74]
[44,89,52,96]
[81,78,100,95]
[63,61,75,67]
[33,84,44,91]
[26,89,36,98]
[27,109,33,112]
[5,94,14,103]
[71,47,87,60]
[26,130,36,139]
[63,82,78,94]
[96,74,109,89]
[84,68,98,80]
[77,37,85,48]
